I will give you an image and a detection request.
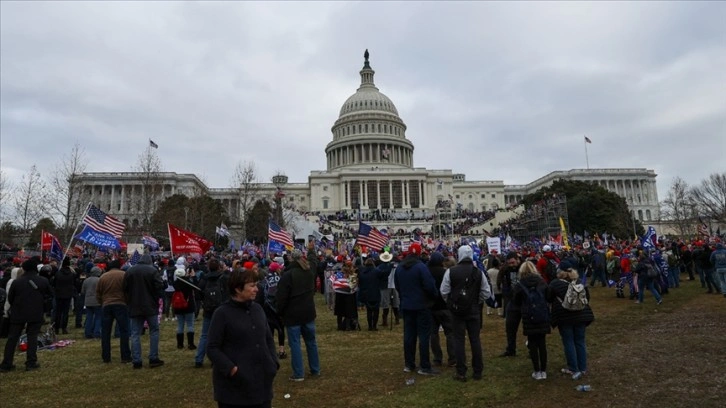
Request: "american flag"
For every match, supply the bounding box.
[698,217,710,237]
[129,249,141,266]
[268,220,293,248]
[356,222,389,251]
[83,204,125,238]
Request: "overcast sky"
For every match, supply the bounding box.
[2,1,725,203]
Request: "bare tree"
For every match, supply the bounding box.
[0,168,10,223]
[231,160,261,237]
[13,165,49,231]
[133,146,164,230]
[660,177,693,236]
[47,142,90,238]
[690,172,726,224]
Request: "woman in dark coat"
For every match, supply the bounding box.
[512,261,551,381]
[547,262,595,380]
[53,257,77,334]
[207,267,278,408]
[357,257,387,331]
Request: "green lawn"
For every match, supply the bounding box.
[1,278,724,408]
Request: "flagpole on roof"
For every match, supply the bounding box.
[61,201,93,264]
[584,135,590,170]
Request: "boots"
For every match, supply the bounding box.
[381,309,389,327]
[393,308,400,325]
[187,332,196,350]
[176,333,184,349]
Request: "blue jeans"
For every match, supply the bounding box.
[84,306,102,338]
[101,304,130,362]
[717,268,726,295]
[402,309,432,370]
[558,324,588,373]
[194,316,211,364]
[285,321,320,379]
[668,266,680,288]
[130,315,160,364]
[637,277,662,303]
[176,312,195,334]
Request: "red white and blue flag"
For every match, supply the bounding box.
[268,220,293,249]
[356,222,389,251]
[83,204,125,238]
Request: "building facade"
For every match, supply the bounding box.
[72,52,660,231]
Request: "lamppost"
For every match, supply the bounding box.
[272,174,288,227]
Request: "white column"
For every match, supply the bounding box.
[110,185,115,213]
[376,180,381,209]
[368,144,372,163]
[362,180,368,207]
[346,181,350,208]
[390,180,394,209]
[120,185,125,213]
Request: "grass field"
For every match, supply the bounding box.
[1,278,724,408]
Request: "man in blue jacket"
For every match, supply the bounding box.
[394,242,440,375]
[710,243,726,297]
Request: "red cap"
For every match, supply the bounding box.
[243,261,256,270]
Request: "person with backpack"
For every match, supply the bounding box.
[172,257,198,351]
[634,252,663,305]
[194,258,229,368]
[535,245,560,284]
[440,245,491,382]
[512,261,551,380]
[547,261,595,381]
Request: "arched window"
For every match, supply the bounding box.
[638,210,643,220]
[646,210,652,220]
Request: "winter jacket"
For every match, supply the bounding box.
[7,270,52,324]
[357,265,386,307]
[276,253,317,326]
[172,277,197,315]
[207,299,278,406]
[547,278,595,328]
[394,254,438,311]
[96,268,126,307]
[53,266,76,299]
[427,263,448,311]
[513,274,551,336]
[81,272,101,308]
[123,254,164,317]
[198,270,229,318]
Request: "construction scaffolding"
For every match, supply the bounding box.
[507,195,570,243]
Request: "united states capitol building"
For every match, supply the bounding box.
[73,52,660,233]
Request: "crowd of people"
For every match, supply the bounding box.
[0,236,724,407]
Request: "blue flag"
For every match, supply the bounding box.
[75,225,122,251]
[49,236,64,261]
[641,226,657,249]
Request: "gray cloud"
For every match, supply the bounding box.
[1,2,724,206]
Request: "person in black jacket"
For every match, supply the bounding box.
[275,246,320,381]
[427,252,455,368]
[123,254,165,369]
[513,261,551,380]
[0,257,53,372]
[207,266,278,408]
[357,256,387,331]
[547,261,595,380]
[53,257,77,334]
[195,258,229,368]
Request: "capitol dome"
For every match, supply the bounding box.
[325,50,414,171]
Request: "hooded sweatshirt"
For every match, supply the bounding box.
[394,254,438,311]
[123,254,165,317]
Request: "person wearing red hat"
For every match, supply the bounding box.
[394,242,440,375]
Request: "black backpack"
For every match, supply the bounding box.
[447,267,481,316]
[544,259,558,282]
[202,275,229,313]
[519,282,550,325]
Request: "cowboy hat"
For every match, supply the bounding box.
[379,251,393,263]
